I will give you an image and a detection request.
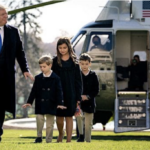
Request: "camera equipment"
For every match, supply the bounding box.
[132,59,137,64]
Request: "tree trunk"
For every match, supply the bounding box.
[22,1,28,117]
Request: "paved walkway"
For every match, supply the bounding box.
[4,118,150,132]
[4,117,114,131]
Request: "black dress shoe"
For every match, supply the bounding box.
[77,134,84,142]
[34,137,42,143]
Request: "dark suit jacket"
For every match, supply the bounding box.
[27,72,63,115]
[81,70,99,113]
[0,24,29,118]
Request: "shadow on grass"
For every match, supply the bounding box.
[20,136,58,139]
[90,135,150,141]
[20,135,150,141]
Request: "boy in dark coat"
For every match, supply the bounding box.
[22,55,66,143]
[76,53,99,142]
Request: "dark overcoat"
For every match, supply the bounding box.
[27,72,63,115]
[128,63,144,90]
[81,71,99,113]
[52,57,82,117]
[0,24,29,118]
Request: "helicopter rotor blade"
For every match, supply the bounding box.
[8,0,67,14]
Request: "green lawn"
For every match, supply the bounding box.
[1,129,150,150]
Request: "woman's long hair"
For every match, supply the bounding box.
[56,37,77,66]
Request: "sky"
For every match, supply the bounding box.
[2,0,108,43]
[36,0,107,43]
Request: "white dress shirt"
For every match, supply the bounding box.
[0,26,4,44]
[43,70,53,77]
[83,70,90,76]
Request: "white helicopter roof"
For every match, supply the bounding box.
[80,19,149,32]
[96,0,131,22]
[89,0,150,32]
[113,19,149,31]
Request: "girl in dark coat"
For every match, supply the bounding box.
[52,37,82,142]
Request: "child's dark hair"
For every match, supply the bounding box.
[79,53,92,62]
[56,37,77,66]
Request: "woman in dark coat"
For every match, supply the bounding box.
[52,37,82,142]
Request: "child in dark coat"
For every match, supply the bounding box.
[76,53,99,142]
[22,55,66,143]
[52,37,82,142]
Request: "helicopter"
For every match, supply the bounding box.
[7,0,150,133]
[71,0,150,133]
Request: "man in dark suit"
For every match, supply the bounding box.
[0,5,34,142]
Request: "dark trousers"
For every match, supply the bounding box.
[76,120,79,138]
[0,61,6,136]
[0,108,5,136]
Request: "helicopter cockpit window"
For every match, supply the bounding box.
[88,32,112,51]
[71,31,86,58]
[87,32,113,62]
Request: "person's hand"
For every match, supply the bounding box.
[77,101,80,105]
[74,105,81,117]
[57,105,67,109]
[130,59,134,65]
[22,103,32,108]
[24,72,34,81]
[81,95,88,101]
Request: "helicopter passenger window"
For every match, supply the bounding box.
[71,31,86,58]
[87,32,112,62]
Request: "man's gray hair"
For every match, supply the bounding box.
[0,4,8,11]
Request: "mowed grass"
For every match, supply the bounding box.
[1,129,150,150]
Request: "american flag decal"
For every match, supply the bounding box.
[143,1,150,17]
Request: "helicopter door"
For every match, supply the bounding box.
[114,30,150,133]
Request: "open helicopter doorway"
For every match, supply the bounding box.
[114,30,150,132]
